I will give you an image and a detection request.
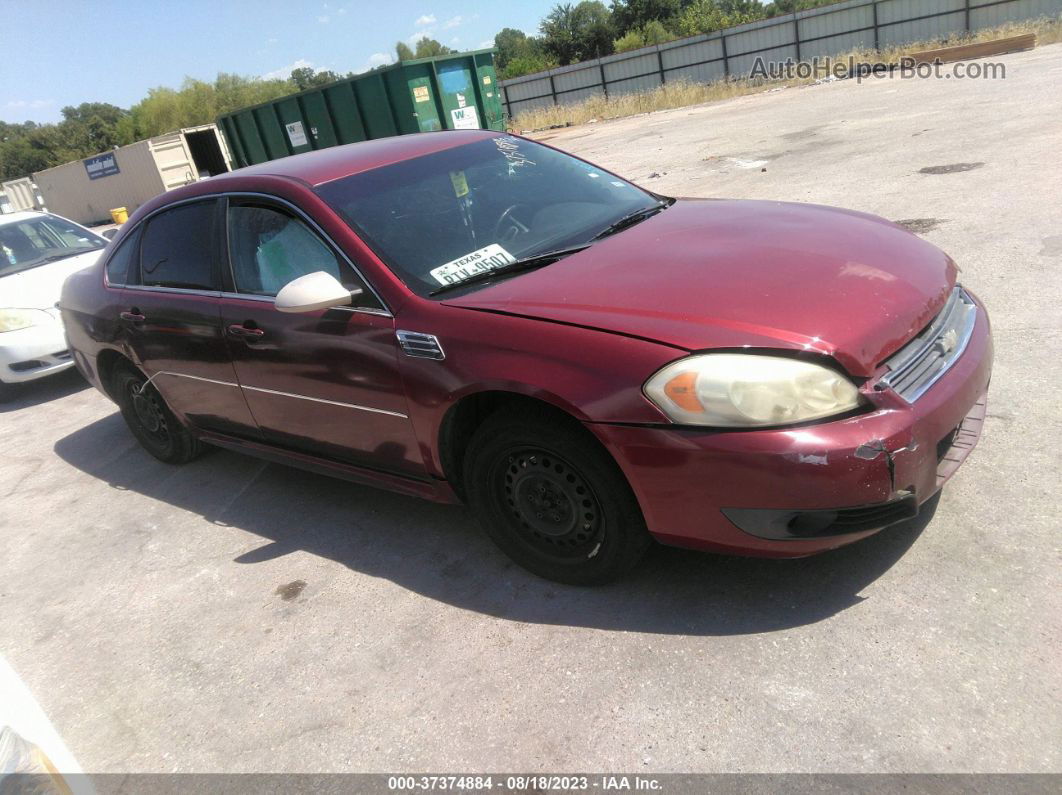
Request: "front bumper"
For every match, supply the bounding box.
[0,321,74,384]
[589,293,993,557]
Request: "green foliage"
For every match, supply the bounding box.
[395,41,415,61]
[494,27,557,77]
[0,102,140,180]
[500,53,559,79]
[291,67,342,91]
[541,1,616,65]
[674,0,761,36]
[763,0,836,14]
[414,38,455,58]
[613,19,673,52]
[610,0,681,35]
[125,73,296,140]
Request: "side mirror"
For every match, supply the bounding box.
[102,228,118,240]
[274,271,362,313]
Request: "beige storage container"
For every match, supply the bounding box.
[32,124,233,226]
[1,177,44,212]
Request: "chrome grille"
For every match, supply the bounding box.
[396,330,445,360]
[880,286,976,402]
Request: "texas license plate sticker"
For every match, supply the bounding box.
[430,244,517,286]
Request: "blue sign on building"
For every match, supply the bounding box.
[84,152,120,180]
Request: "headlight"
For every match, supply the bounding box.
[0,308,52,333]
[644,353,862,427]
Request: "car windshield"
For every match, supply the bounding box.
[315,136,665,297]
[0,215,106,277]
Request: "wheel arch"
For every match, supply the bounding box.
[437,389,603,501]
[95,348,136,402]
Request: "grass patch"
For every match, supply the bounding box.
[510,15,1062,132]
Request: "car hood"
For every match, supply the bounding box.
[442,199,956,377]
[0,250,103,311]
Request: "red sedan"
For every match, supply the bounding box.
[60,131,992,584]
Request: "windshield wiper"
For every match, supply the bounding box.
[40,249,99,264]
[429,244,592,297]
[591,198,673,241]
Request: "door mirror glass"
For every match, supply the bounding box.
[102,228,119,240]
[274,270,361,313]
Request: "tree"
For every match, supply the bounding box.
[57,102,131,154]
[494,27,557,77]
[614,18,673,51]
[500,53,558,79]
[674,0,762,36]
[395,41,415,61]
[540,1,615,65]
[609,0,681,36]
[290,67,341,91]
[125,73,296,140]
[413,37,455,58]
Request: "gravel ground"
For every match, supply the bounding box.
[1,44,1060,775]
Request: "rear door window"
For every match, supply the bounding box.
[139,200,219,290]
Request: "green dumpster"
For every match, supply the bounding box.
[218,49,505,168]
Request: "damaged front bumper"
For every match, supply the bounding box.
[589,292,993,557]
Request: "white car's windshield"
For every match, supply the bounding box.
[0,215,106,277]
[316,136,664,297]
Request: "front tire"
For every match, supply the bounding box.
[113,365,203,464]
[464,407,652,585]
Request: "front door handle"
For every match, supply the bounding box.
[120,310,145,323]
[227,323,265,338]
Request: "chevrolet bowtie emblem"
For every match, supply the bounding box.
[936,328,959,355]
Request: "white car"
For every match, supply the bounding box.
[0,210,109,398]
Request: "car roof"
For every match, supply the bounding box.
[0,210,46,226]
[218,129,503,187]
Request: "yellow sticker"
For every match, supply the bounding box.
[450,170,469,197]
[482,75,492,85]
[412,85,430,103]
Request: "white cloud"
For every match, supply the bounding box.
[359,52,393,72]
[261,58,317,80]
[5,99,53,109]
[478,39,494,49]
[442,15,462,29]
[317,14,330,23]
[407,30,431,45]
[415,14,435,26]
[449,36,460,45]
[266,37,278,44]
[338,7,346,14]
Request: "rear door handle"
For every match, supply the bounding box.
[120,310,145,323]
[227,323,265,338]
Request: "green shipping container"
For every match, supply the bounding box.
[218,49,506,168]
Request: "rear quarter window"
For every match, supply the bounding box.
[104,227,142,286]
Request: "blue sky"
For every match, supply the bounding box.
[1,0,556,124]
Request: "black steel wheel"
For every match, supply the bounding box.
[113,364,202,464]
[464,406,652,584]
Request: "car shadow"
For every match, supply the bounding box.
[54,413,937,636]
[0,369,88,412]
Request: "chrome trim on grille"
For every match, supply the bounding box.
[880,286,977,403]
[396,330,445,360]
[240,384,408,418]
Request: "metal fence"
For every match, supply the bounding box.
[499,0,1061,118]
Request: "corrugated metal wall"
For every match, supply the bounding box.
[500,0,1061,119]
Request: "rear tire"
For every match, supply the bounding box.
[113,364,203,465]
[464,406,652,585]
[0,381,13,403]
